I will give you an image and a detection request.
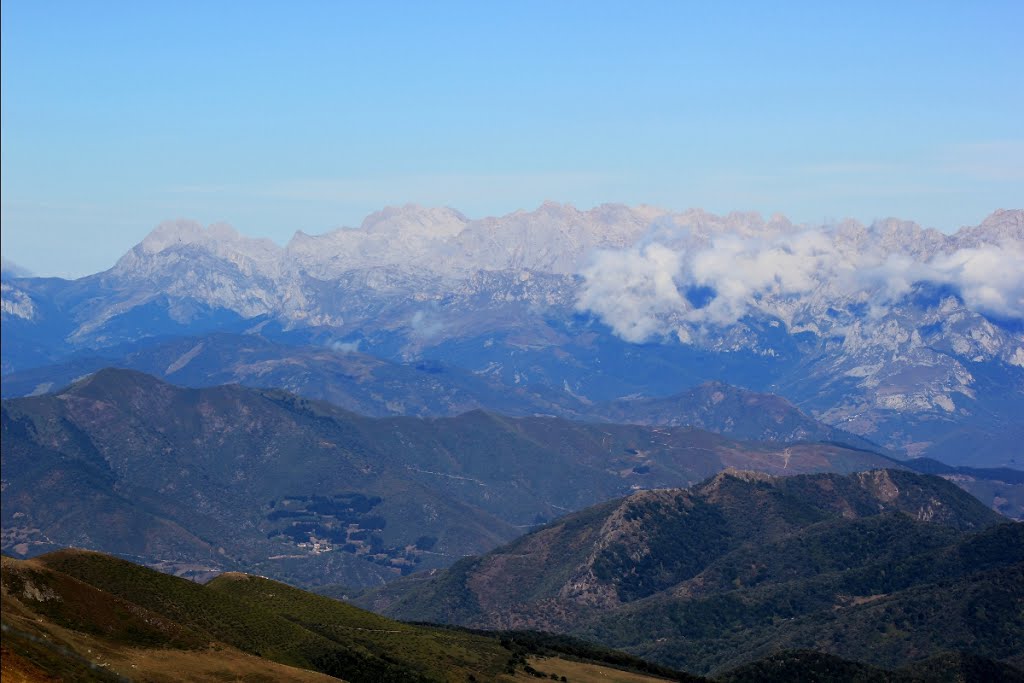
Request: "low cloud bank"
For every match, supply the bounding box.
[577,225,1024,343]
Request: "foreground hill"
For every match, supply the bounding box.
[716,650,1024,683]
[1,368,901,588]
[358,470,1023,676]
[1,548,701,682]
[3,548,1020,682]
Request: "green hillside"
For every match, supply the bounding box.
[5,547,1018,682]
[2,548,703,682]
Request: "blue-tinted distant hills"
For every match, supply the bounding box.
[3,368,912,588]
[3,205,1022,467]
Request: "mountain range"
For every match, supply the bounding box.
[3,204,1022,467]
[0,331,881,449]
[5,332,1020,520]
[2,368,918,589]
[2,203,1022,681]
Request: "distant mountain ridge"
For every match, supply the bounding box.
[5,347,1020,520]
[592,380,882,449]
[2,368,906,588]
[0,332,878,450]
[3,204,1022,466]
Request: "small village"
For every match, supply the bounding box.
[267,494,426,574]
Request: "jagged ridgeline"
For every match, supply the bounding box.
[357,469,1024,678]
[3,206,1022,467]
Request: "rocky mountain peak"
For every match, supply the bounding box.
[955,208,1024,246]
[0,282,36,321]
[139,219,226,254]
[359,204,469,237]
[534,199,582,216]
[132,219,281,263]
[694,468,775,499]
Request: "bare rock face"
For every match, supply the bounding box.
[0,282,37,321]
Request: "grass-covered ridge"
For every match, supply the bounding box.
[4,538,1020,681]
[1,548,703,682]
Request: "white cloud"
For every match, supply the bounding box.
[576,221,1024,342]
[410,310,445,339]
[576,243,687,343]
[328,339,361,353]
[926,241,1024,319]
[684,230,847,326]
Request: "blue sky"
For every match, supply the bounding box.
[2,1,1022,278]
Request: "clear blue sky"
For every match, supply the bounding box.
[2,1,1022,277]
